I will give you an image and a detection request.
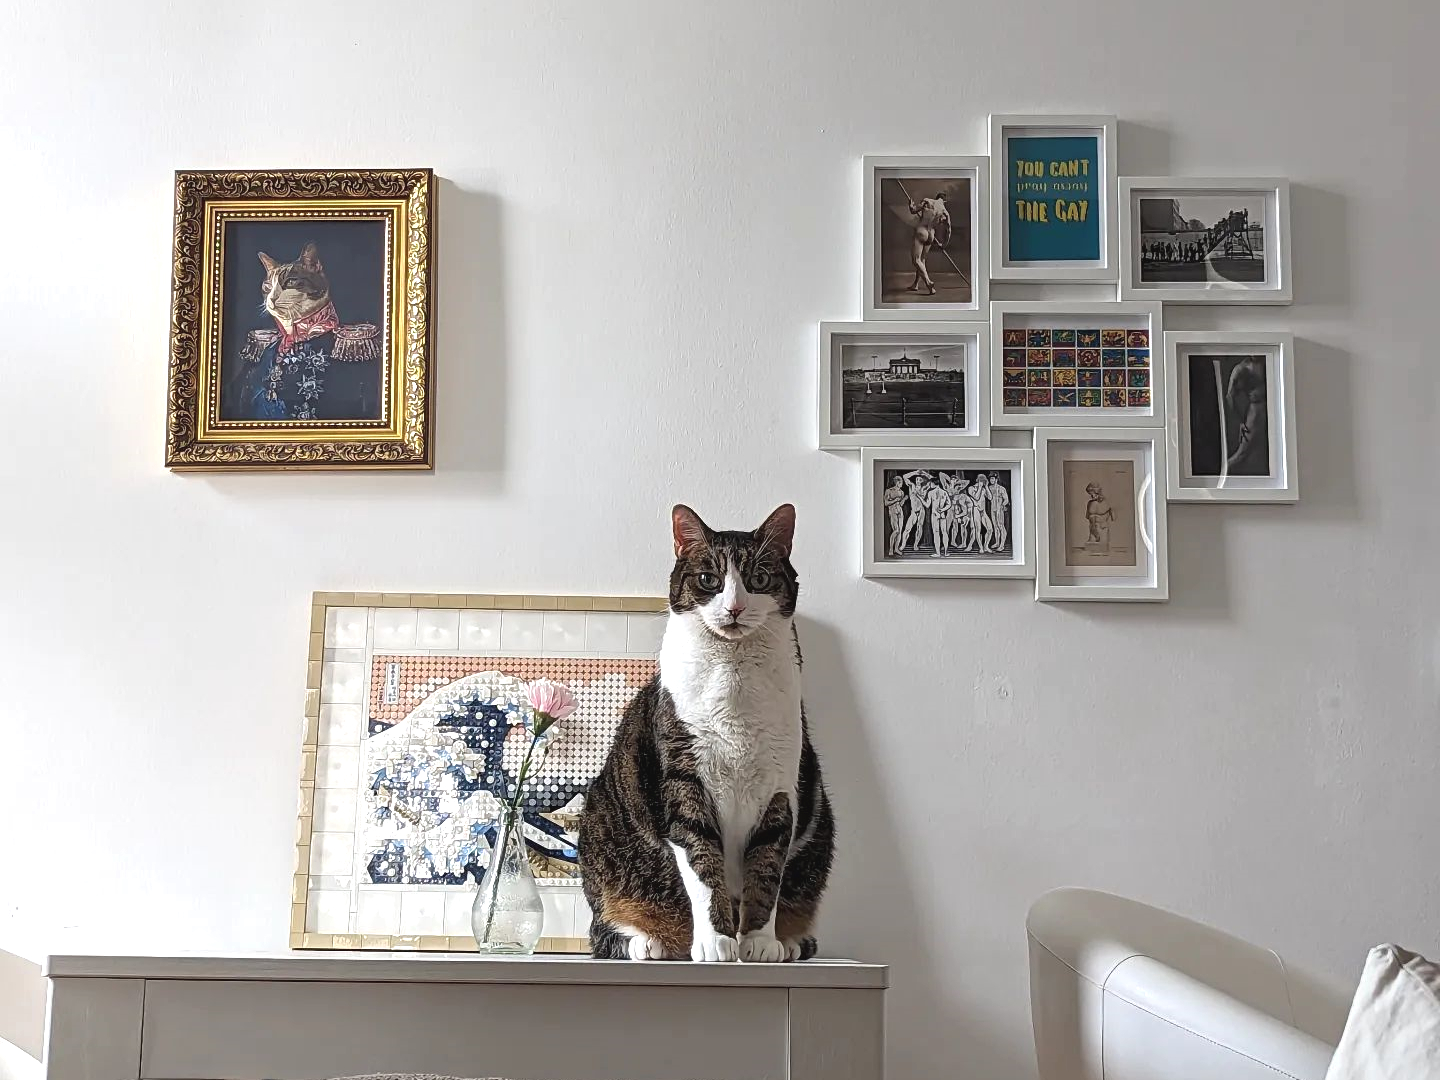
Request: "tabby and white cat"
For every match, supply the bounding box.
[578,504,834,962]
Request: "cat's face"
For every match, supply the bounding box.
[258,243,330,325]
[668,504,798,642]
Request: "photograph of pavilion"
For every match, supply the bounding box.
[840,342,967,430]
[1138,193,1268,284]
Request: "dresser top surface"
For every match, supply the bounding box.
[45,951,888,989]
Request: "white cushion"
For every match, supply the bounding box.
[1325,944,1440,1079]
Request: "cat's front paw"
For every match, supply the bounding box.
[738,930,786,963]
[690,930,738,962]
[782,935,818,962]
[625,932,667,961]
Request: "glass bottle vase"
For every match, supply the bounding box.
[471,807,544,954]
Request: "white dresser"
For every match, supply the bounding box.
[40,953,887,1080]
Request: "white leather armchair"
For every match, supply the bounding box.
[1027,888,1351,1080]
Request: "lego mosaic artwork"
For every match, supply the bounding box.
[363,656,656,885]
[1001,324,1150,411]
[294,593,665,952]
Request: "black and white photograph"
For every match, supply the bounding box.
[819,323,989,450]
[1186,353,1271,478]
[1138,194,1268,284]
[864,157,988,320]
[878,176,973,305]
[841,343,966,430]
[1163,332,1297,503]
[1120,179,1290,304]
[880,467,1014,561]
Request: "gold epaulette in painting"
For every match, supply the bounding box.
[331,322,382,362]
[240,328,280,363]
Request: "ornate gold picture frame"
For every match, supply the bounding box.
[165,169,434,470]
[294,591,668,953]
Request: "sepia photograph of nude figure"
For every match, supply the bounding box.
[877,176,974,305]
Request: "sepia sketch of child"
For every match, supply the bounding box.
[883,475,908,555]
[1085,482,1115,551]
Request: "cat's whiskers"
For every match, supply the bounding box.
[753,530,780,565]
[744,617,789,647]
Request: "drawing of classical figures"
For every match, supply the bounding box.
[880,467,1015,561]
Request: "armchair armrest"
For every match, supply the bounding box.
[1103,956,1336,1080]
[1027,889,1348,1080]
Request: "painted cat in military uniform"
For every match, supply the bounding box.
[221,242,382,422]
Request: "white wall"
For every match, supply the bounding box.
[1,1,1436,1076]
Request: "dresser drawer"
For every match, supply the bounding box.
[139,979,789,1080]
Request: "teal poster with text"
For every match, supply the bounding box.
[1007,135,1100,262]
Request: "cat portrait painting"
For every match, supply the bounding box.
[165,168,434,471]
[217,220,388,424]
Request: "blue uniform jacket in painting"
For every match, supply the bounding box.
[223,314,383,422]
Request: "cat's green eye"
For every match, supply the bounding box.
[696,572,721,592]
[749,571,773,591]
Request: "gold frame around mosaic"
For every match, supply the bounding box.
[165,169,435,471]
[293,591,669,954]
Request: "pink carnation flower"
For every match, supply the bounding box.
[525,678,578,734]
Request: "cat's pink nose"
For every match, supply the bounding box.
[726,604,746,619]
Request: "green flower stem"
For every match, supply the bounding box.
[508,727,546,817]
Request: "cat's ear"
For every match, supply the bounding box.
[257,251,277,273]
[755,504,796,558]
[298,242,323,272]
[671,505,711,558]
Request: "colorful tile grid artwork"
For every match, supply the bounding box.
[1002,325,1151,410]
[363,657,656,885]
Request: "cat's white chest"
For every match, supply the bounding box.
[660,620,802,891]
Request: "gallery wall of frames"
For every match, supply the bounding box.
[157,117,1302,954]
[823,114,1298,602]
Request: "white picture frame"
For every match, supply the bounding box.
[1034,428,1169,602]
[1163,331,1298,502]
[863,155,989,321]
[817,322,990,450]
[1118,177,1292,304]
[988,114,1117,282]
[989,300,1164,429]
[861,447,1034,579]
